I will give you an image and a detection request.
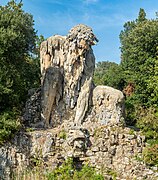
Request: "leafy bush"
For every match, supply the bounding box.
[124,100,158,141]
[126,106,158,167]
[47,158,104,180]
[0,110,21,144]
[136,107,158,141]
[143,144,158,166]
[124,97,137,126]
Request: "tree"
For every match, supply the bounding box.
[0,0,38,111]
[120,8,158,106]
[93,61,125,90]
[119,9,158,152]
[136,8,147,23]
[0,0,40,142]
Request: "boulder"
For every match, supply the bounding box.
[92,86,125,125]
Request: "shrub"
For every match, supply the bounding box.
[132,107,158,167]
[124,97,136,126]
[143,144,158,166]
[136,107,158,141]
[47,158,104,180]
[0,109,21,144]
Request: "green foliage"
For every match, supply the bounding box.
[143,144,158,166]
[0,0,41,143]
[0,0,39,111]
[106,168,117,180]
[135,154,143,162]
[120,7,158,133]
[47,158,104,180]
[0,110,21,144]
[119,9,158,167]
[146,57,158,107]
[30,148,44,167]
[13,159,104,180]
[120,8,158,107]
[136,107,158,141]
[93,61,125,90]
[75,165,104,180]
[129,129,135,135]
[59,129,67,139]
[136,8,147,23]
[124,97,137,126]
[25,127,35,132]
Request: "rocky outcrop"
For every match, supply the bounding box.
[1,24,157,180]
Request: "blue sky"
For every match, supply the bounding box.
[1,0,158,63]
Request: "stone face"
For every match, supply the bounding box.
[0,123,158,180]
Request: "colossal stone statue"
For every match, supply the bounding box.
[24,24,124,128]
[40,24,98,127]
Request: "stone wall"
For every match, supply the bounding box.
[0,124,158,179]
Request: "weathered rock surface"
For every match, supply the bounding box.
[0,126,158,180]
[1,24,157,180]
[40,24,97,128]
[41,67,63,127]
[92,86,125,125]
[40,24,125,128]
[23,88,42,127]
[23,24,124,128]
